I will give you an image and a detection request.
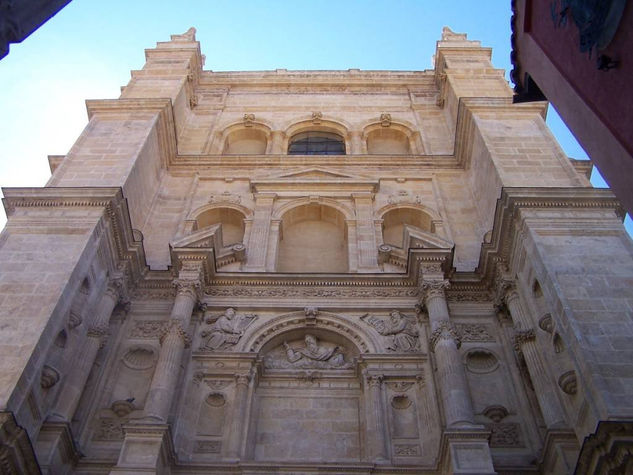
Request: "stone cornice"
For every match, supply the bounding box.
[199,69,436,88]
[476,187,623,287]
[1,186,148,291]
[169,154,460,169]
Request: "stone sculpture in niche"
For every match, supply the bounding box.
[199,307,257,351]
[264,334,353,369]
[361,310,420,352]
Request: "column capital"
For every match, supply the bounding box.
[366,374,384,387]
[87,325,110,348]
[160,320,191,348]
[421,279,450,302]
[104,277,126,301]
[172,278,201,301]
[429,320,462,351]
[234,372,252,387]
[513,327,536,351]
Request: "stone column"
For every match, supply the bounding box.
[504,286,566,428]
[144,278,199,422]
[423,280,475,427]
[366,374,388,462]
[51,280,124,422]
[225,372,252,460]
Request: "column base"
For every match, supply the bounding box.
[35,420,81,475]
[110,423,174,475]
[540,428,579,475]
[441,428,496,474]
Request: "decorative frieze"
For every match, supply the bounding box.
[207,286,419,298]
[130,320,165,339]
[456,323,495,342]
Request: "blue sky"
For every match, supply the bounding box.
[0,0,629,232]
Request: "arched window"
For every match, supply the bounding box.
[288,132,345,155]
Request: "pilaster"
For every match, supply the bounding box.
[245,193,276,271]
[352,192,379,271]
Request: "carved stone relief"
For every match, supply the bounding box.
[464,349,499,374]
[130,320,165,339]
[456,323,495,342]
[40,365,60,389]
[489,423,522,448]
[361,311,420,353]
[394,444,420,456]
[92,418,124,441]
[264,334,353,369]
[208,191,242,204]
[198,308,257,351]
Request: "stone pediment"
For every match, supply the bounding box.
[403,224,453,250]
[251,167,378,193]
[272,167,363,180]
[170,224,223,250]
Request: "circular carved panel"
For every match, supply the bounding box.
[464,349,499,373]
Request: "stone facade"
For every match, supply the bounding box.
[1,26,632,474]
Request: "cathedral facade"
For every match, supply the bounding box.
[1,27,632,474]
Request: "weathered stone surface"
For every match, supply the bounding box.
[0,26,631,474]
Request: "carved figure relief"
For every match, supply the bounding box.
[199,308,257,351]
[361,311,420,352]
[264,334,353,369]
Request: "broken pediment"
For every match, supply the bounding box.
[403,224,453,250]
[170,224,224,250]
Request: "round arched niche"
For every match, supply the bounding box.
[382,207,433,248]
[366,128,411,155]
[259,328,360,372]
[195,207,246,246]
[277,203,348,272]
[223,128,268,154]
